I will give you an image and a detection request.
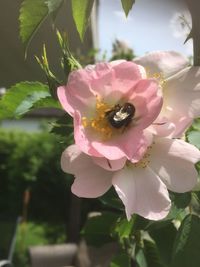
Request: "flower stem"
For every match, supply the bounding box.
[186,0,200,66]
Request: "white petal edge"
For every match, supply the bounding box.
[134,51,189,78]
[112,166,171,221]
[61,145,113,198]
[149,138,200,193]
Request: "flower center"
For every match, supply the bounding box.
[132,152,151,168]
[145,68,166,88]
[105,102,135,129]
[131,143,154,168]
[82,97,135,139]
[82,96,115,139]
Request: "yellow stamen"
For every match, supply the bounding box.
[145,68,166,88]
[132,145,153,169]
[82,117,88,127]
[81,96,118,140]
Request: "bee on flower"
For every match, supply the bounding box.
[58,60,162,161]
[58,51,200,220]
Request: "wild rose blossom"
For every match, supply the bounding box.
[134,51,200,137]
[57,61,162,161]
[58,52,200,220]
[61,137,200,221]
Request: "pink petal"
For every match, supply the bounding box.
[57,86,74,116]
[57,69,96,116]
[112,167,171,220]
[89,63,114,96]
[61,144,88,174]
[134,51,189,78]
[91,139,129,160]
[71,171,112,198]
[149,138,200,193]
[60,61,161,161]
[110,60,127,66]
[149,116,176,137]
[90,61,145,104]
[129,79,163,129]
[61,145,112,198]
[112,61,145,81]
[130,129,153,163]
[162,67,200,137]
[92,157,127,171]
[74,108,149,161]
[91,128,148,161]
[74,111,102,157]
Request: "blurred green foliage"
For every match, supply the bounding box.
[13,221,66,267]
[0,127,104,233]
[0,128,71,223]
[0,128,103,267]
[110,39,136,61]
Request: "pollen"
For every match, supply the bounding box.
[132,144,154,169]
[81,96,115,140]
[82,117,88,128]
[145,68,166,88]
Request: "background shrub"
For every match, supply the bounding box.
[0,128,72,223]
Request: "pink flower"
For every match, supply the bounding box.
[61,138,200,221]
[134,51,200,137]
[57,61,162,161]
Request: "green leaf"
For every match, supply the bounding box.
[56,30,82,78]
[187,131,200,149]
[136,248,148,267]
[45,0,63,14]
[171,214,200,267]
[186,118,200,147]
[191,118,200,131]
[146,198,188,232]
[36,44,61,99]
[164,203,186,222]
[81,212,118,247]
[170,192,191,209]
[143,240,165,267]
[15,91,50,117]
[99,187,124,211]
[50,115,73,138]
[149,223,177,265]
[134,204,185,233]
[110,253,131,267]
[33,96,61,109]
[133,215,151,231]
[71,0,95,40]
[114,217,134,243]
[19,0,48,53]
[19,0,64,53]
[0,82,54,119]
[45,0,64,21]
[121,0,135,17]
[15,95,61,117]
[187,118,200,132]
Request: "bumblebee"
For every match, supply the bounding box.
[105,102,135,129]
